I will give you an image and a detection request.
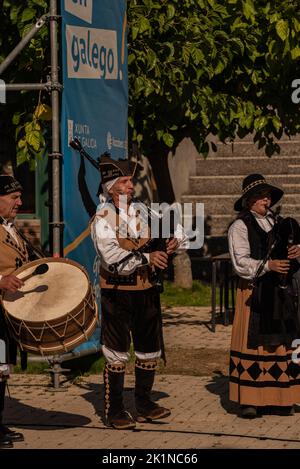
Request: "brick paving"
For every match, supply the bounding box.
[3,307,300,449]
[162,306,231,350]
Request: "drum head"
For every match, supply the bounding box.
[2,258,90,322]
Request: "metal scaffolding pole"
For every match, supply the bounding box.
[49,0,62,257]
[5,83,50,91]
[0,3,72,388]
[0,15,48,76]
[0,3,63,257]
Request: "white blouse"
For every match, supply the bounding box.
[228,211,274,280]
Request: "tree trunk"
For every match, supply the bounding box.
[147,144,175,204]
[147,142,193,289]
[173,251,193,289]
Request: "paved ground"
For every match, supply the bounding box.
[162,306,231,350]
[3,307,300,449]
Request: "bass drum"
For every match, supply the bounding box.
[2,258,98,355]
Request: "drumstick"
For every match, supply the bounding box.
[21,263,49,282]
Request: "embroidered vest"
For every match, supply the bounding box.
[0,225,29,276]
[238,211,274,260]
[94,205,157,291]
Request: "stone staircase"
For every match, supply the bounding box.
[180,136,300,259]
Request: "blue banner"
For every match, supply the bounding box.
[60,0,128,353]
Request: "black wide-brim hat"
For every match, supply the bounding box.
[234,173,283,211]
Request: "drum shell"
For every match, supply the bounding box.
[1,258,98,355]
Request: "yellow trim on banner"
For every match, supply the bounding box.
[64,226,91,257]
[121,11,127,64]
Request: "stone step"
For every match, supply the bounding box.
[204,215,233,237]
[189,175,300,195]
[181,194,300,215]
[205,213,300,236]
[226,133,297,142]
[205,140,300,158]
[282,184,300,193]
[282,204,300,212]
[196,157,300,176]
[184,134,300,237]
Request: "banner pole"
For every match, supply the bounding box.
[50,0,62,257]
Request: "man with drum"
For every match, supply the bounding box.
[91,155,188,430]
[0,175,27,447]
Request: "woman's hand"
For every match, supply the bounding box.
[268,259,290,274]
[288,245,300,259]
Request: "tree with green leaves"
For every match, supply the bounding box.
[0,0,50,170]
[128,0,300,288]
[128,0,300,182]
[1,0,300,179]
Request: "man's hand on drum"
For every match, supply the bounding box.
[0,275,24,293]
[149,251,168,270]
[288,245,300,259]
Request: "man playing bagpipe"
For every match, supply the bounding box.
[91,154,189,429]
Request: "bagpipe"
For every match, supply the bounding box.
[69,137,101,171]
[69,138,174,292]
[251,208,300,288]
[248,209,300,348]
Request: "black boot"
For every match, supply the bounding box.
[0,381,12,448]
[103,363,135,430]
[135,359,171,421]
[240,405,258,419]
[0,381,5,421]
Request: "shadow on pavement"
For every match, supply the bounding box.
[5,396,91,430]
[162,310,214,331]
[205,372,239,416]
